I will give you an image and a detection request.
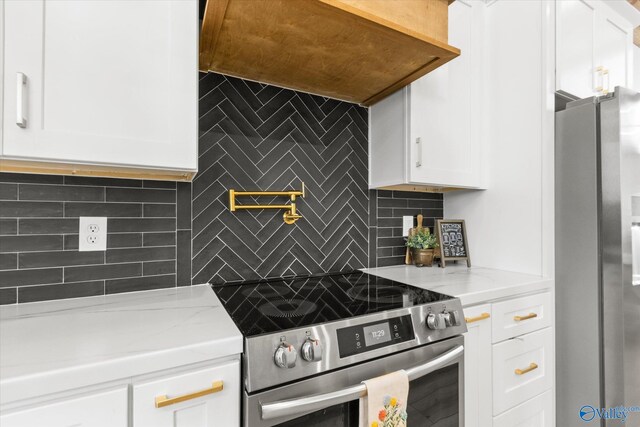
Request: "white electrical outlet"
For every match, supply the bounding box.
[402,216,414,237]
[79,217,107,251]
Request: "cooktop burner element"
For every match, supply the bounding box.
[258,299,318,318]
[213,271,452,337]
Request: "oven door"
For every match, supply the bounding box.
[244,335,464,427]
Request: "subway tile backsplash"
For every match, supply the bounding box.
[372,190,444,267]
[0,73,442,305]
[0,173,190,304]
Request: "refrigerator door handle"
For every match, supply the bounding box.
[632,222,639,286]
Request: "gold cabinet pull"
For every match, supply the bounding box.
[155,381,223,408]
[465,313,490,323]
[515,363,538,375]
[513,312,537,321]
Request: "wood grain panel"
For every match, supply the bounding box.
[199,0,459,106]
[198,0,229,71]
[334,0,449,43]
[0,159,195,182]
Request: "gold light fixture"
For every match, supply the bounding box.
[229,182,305,224]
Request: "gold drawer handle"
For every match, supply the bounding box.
[515,363,538,375]
[155,381,224,408]
[465,313,490,323]
[514,312,537,322]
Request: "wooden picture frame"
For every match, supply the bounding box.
[436,219,471,268]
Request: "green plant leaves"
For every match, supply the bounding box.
[405,228,438,249]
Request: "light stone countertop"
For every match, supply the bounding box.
[0,284,242,406]
[363,264,553,306]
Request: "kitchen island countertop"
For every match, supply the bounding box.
[0,284,241,406]
[363,264,552,306]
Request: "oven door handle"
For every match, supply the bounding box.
[260,344,464,421]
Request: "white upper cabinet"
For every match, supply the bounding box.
[556,0,634,99]
[556,0,597,98]
[2,0,198,179]
[369,0,485,191]
[595,10,630,93]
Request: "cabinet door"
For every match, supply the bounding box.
[2,0,197,172]
[133,359,240,427]
[556,0,597,98]
[0,387,128,427]
[595,10,631,94]
[462,304,492,427]
[409,0,483,189]
[493,390,553,427]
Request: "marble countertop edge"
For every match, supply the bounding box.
[362,264,553,306]
[0,285,242,406]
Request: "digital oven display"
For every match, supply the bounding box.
[336,315,415,358]
[362,322,392,347]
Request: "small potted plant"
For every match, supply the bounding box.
[406,228,439,267]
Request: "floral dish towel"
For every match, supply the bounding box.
[359,370,409,427]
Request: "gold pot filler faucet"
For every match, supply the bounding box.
[228,182,305,224]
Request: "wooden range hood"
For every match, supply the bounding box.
[199,0,460,106]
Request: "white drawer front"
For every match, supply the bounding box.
[133,359,240,427]
[493,328,553,415]
[493,390,553,427]
[492,292,552,343]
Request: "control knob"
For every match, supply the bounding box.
[444,310,462,327]
[301,338,323,362]
[426,313,447,330]
[274,342,297,368]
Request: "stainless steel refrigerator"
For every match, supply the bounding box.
[556,86,640,426]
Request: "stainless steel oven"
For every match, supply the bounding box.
[244,336,464,427]
[212,272,467,427]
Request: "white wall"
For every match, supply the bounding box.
[444,0,555,277]
[634,45,640,92]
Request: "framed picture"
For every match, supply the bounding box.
[436,219,471,268]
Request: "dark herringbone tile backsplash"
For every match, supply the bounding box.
[0,73,442,304]
[192,73,370,284]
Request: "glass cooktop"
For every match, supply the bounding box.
[212,272,454,337]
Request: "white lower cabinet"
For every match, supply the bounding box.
[493,390,554,427]
[0,387,128,427]
[463,304,493,427]
[133,359,240,427]
[463,290,554,426]
[0,357,240,427]
[492,328,554,415]
[491,292,553,343]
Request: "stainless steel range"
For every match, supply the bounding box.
[213,271,467,427]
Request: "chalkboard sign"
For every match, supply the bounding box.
[436,219,471,267]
